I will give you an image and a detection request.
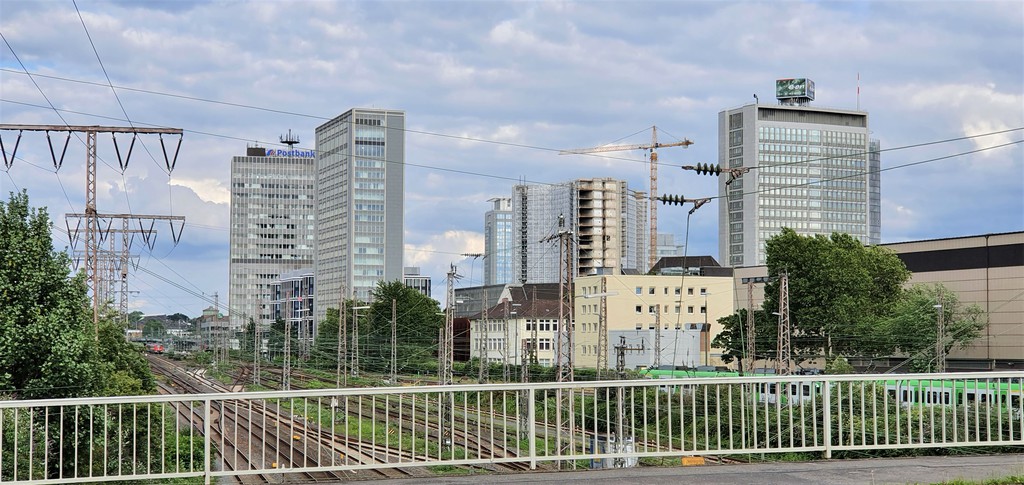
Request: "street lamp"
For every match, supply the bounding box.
[351,305,370,376]
[583,291,618,380]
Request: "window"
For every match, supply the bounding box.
[635,286,642,295]
[700,306,707,314]
[688,306,694,314]
[648,305,657,314]
[700,288,707,295]
[688,288,694,296]
[635,305,642,314]
[648,287,655,295]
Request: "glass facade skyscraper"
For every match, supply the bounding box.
[717,102,881,267]
[314,108,405,325]
[484,197,513,286]
[228,146,316,332]
[512,178,647,283]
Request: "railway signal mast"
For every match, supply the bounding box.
[560,127,692,271]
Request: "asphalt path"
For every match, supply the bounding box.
[371,453,1024,485]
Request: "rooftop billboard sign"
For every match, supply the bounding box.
[776,78,815,100]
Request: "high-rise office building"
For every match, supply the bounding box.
[484,197,513,286]
[228,144,316,332]
[512,178,647,283]
[717,79,881,267]
[314,108,405,325]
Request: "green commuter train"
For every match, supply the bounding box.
[642,367,1023,412]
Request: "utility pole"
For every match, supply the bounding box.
[652,307,662,369]
[776,272,791,376]
[462,253,488,383]
[282,287,291,391]
[935,289,945,373]
[352,306,365,377]
[543,214,575,466]
[614,336,645,468]
[503,298,512,382]
[1,124,184,339]
[597,277,609,379]
[336,285,347,388]
[740,276,771,374]
[440,264,458,448]
[253,314,261,386]
[391,298,397,384]
[480,289,488,383]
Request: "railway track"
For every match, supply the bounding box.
[232,361,542,473]
[149,355,422,481]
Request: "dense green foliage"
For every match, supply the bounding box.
[0,191,156,398]
[763,229,911,361]
[0,191,99,398]
[361,281,444,374]
[712,229,986,371]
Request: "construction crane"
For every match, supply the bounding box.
[559,126,693,270]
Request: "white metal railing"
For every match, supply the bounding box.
[0,371,1021,483]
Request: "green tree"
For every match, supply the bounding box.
[871,283,985,372]
[127,310,144,325]
[96,311,156,396]
[711,308,778,373]
[763,229,911,362]
[142,318,166,338]
[0,191,100,399]
[359,281,443,374]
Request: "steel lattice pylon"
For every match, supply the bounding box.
[547,215,575,466]
[776,272,791,376]
[440,265,458,448]
[0,124,184,338]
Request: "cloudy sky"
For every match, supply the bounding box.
[1,0,1021,318]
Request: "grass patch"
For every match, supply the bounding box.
[929,476,1024,485]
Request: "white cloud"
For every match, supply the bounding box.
[2,0,1020,316]
[168,177,230,205]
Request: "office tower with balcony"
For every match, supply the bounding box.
[718,79,881,267]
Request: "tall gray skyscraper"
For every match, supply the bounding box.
[315,108,405,325]
[228,144,316,331]
[717,79,881,267]
[512,178,647,283]
[484,197,513,286]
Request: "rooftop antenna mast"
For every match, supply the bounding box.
[280,129,300,147]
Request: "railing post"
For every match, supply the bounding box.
[528,388,537,470]
[204,399,212,485]
[823,379,832,459]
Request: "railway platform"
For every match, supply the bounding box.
[372,453,1024,485]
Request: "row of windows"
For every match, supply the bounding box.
[634,286,707,296]
[232,183,313,190]
[234,193,311,200]
[632,305,705,315]
[757,127,866,147]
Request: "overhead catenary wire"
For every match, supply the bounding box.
[4,65,1021,325]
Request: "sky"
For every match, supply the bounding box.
[1,0,1022,319]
